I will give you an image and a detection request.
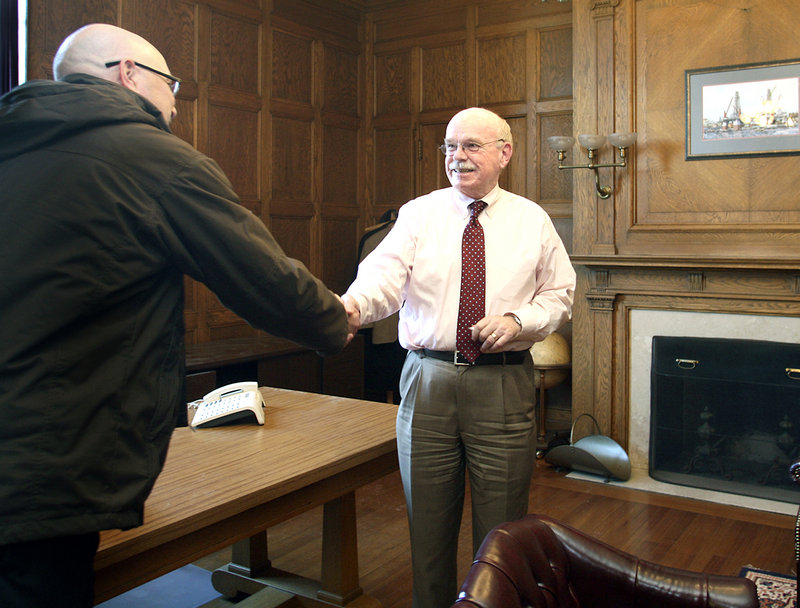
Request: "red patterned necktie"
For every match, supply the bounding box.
[456,200,487,363]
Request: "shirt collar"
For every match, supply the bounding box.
[452,184,502,216]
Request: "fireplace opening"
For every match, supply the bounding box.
[650,336,800,503]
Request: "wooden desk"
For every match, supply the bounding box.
[93,387,398,606]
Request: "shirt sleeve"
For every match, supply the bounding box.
[345,212,413,326]
[510,217,576,342]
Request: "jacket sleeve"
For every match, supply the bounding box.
[151,153,348,356]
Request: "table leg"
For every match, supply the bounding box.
[318,493,361,604]
[229,531,271,578]
[211,491,381,607]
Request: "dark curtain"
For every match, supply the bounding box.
[1,0,19,95]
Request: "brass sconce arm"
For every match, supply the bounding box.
[548,133,636,199]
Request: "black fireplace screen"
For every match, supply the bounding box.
[650,336,800,503]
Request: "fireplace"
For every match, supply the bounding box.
[650,335,800,503]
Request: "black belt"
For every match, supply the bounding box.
[420,349,527,366]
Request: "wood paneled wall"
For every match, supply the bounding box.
[570,0,800,447]
[364,1,574,251]
[26,0,363,344]
[25,0,575,365]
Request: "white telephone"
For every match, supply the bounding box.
[189,381,265,428]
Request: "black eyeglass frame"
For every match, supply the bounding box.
[105,60,181,95]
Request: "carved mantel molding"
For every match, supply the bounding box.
[591,0,620,16]
[571,255,800,272]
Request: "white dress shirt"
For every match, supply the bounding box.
[346,185,576,352]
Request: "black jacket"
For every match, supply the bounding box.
[0,75,348,545]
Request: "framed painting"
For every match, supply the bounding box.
[686,59,800,159]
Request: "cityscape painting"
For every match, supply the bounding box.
[686,59,800,159]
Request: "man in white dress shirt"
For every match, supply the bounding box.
[343,107,575,608]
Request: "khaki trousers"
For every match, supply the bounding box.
[397,350,537,608]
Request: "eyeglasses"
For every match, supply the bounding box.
[105,60,181,95]
[439,139,505,156]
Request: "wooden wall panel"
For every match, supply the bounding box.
[271,117,313,202]
[477,34,526,106]
[372,7,466,45]
[271,216,313,267]
[208,104,260,200]
[171,98,198,146]
[272,29,312,104]
[539,112,574,201]
[629,0,800,256]
[272,214,311,267]
[476,0,576,29]
[323,125,359,206]
[373,128,415,208]
[209,12,260,93]
[538,27,572,101]
[322,218,360,294]
[421,43,467,112]
[183,275,201,344]
[419,122,448,197]
[272,0,360,43]
[323,44,359,116]
[501,116,527,199]
[374,51,411,116]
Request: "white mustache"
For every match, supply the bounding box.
[449,161,476,172]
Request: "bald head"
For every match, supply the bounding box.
[53,24,161,81]
[52,24,178,125]
[448,108,513,145]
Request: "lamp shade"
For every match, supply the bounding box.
[608,132,637,148]
[547,135,575,151]
[577,134,606,150]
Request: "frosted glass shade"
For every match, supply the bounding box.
[608,132,637,148]
[577,134,606,150]
[547,135,575,151]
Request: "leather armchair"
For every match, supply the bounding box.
[451,514,758,608]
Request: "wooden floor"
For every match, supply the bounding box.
[194,460,797,608]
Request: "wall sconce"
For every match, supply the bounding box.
[547,132,637,199]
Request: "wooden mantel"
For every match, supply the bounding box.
[572,256,800,273]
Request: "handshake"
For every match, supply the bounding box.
[337,294,361,345]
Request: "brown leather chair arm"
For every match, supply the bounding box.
[544,516,758,608]
[452,514,758,608]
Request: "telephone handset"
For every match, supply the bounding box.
[189,381,265,428]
